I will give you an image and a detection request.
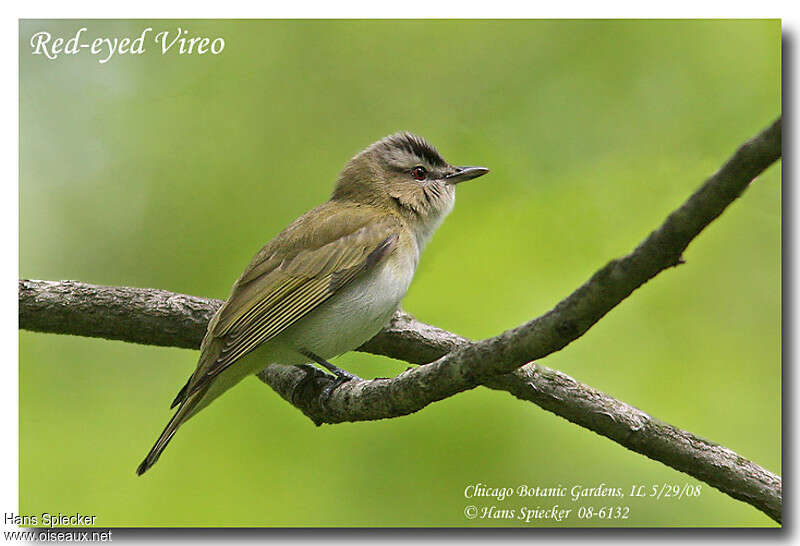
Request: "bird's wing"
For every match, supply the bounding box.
[175,206,400,404]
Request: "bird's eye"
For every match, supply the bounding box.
[411,166,427,181]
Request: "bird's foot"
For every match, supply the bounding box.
[319,368,362,411]
[298,348,362,411]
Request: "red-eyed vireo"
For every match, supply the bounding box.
[136,132,489,475]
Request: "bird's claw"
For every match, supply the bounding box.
[319,371,362,411]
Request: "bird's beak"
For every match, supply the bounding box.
[445,166,490,185]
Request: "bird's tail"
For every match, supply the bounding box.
[136,388,205,476]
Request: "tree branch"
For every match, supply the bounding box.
[18,117,782,522]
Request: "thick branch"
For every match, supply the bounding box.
[18,280,221,349]
[17,279,783,522]
[18,117,782,522]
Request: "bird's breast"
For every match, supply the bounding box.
[276,242,418,361]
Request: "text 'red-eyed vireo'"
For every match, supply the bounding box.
[136,132,489,474]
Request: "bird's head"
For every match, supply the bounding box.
[332,132,489,241]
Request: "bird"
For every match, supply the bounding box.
[136,132,489,474]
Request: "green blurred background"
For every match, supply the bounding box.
[19,20,781,527]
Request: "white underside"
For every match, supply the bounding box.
[274,245,417,362]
